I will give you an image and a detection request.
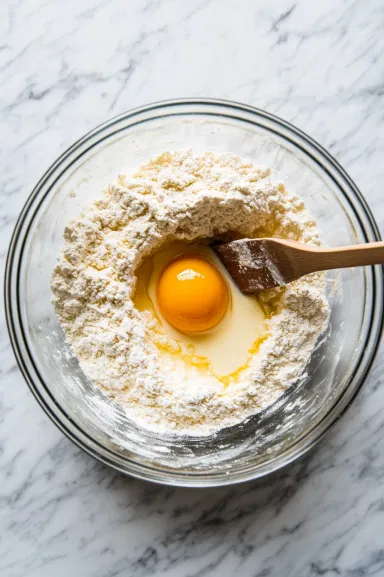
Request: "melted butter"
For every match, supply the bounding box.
[134,258,154,313]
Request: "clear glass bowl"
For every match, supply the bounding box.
[5,99,383,487]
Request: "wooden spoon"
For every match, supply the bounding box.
[213,238,384,293]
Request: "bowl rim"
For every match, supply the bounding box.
[4,97,384,487]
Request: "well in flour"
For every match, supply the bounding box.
[51,150,330,436]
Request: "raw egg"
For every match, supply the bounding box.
[156,255,228,334]
[135,243,267,379]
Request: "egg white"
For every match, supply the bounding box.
[142,242,267,379]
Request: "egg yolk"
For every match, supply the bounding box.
[157,256,229,334]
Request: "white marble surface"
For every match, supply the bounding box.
[1,0,384,575]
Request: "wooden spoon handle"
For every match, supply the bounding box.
[301,241,384,275]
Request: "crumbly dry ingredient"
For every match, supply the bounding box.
[51,150,330,436]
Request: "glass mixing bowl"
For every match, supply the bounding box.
[5,99,383,487]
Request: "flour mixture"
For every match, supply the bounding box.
[51,150,330,436]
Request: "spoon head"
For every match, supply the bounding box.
[214,238,294,293]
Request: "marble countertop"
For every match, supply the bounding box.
[1,1,384,575]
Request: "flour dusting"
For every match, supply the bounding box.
[225,239,287,290]
[51,150,330,436]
